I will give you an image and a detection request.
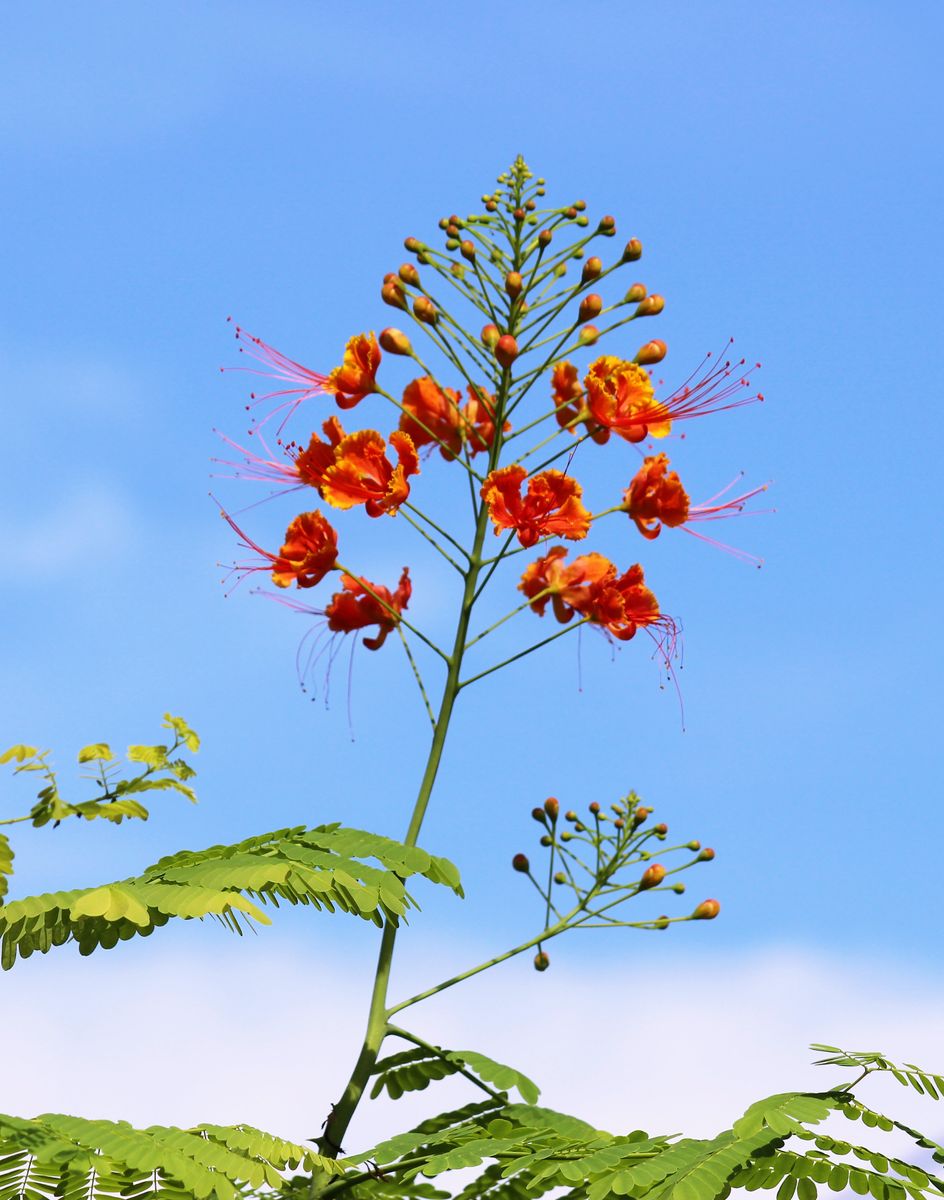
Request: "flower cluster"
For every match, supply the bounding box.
[219,157,764,689]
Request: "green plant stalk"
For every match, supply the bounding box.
[318,195,528,1161]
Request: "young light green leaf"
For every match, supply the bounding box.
[76,743,113,763]
[162,713,201,751]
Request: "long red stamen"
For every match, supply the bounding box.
[222,318,330,436]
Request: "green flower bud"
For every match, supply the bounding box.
[540,834,552,847]
[672,882,686,894]
[553,872,566,885]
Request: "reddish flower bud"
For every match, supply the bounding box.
[598,214,616,235]
[505,271,523,299]
[693,899,721,920]
[640,863,666,890]
[398,263,420,287]
[382,280,408,310]
[525,199,536,211]
[614,817,625,829]
[698,847,716,862]
[481,323,501,349]
[495,334,519,368]
[622,238,643,262]
[538,228,553,247]
[544,796,559,820]
[404,236,424,253]
[581,256,602,283]
[565,206,577,219]
[636,294,665,317]
[485,199,497,212]
[513,207,525,221]
[533,952,550,972]
[512,853,530,873]
[531,806,547,823]
[460,240,476,262]
[379,327,412,356]
[588,801,600,815]
[634,339,667,365]
[578,293,603,323]
[655,822,668,835]
[413,296,439,325]
[625,283,647,303]
[579,325,600,345]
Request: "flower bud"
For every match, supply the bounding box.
[573,822,585,833]
[581,256,602,283]
[505,271,523,299]
[624,283,647,304]
[573,199,586,211]
[565,810,577,822]
[533,952,550,972]
[672,883,686,894]
[540,834,552,847]
[697,847,716,862]
[544,796,559,821]
[636,295,665,317]
[579,325,600,345]
[398,263,421,287]
[654,915,670,931]
[640,863,666,890]
[512,853,530,873]
[532,806,547,823]
[382,280,408,311]
[437,217,449,230]
[614,818,625,829]
[588,801,601,815]
[655,823,668,836]
[686,840,701,851]
[598,214,616,235]
[379,327,412,356]
[485,199,497,212]
[481,323,501,349]
[634,339,667,366]
[692,899,720,920]
[404,236,424,254]
[611,803,625,816]
[525,199,536,211]
[495,334,519,368]
[513,207,525,222]
[450,263,465,279]
[578,293,603,323]
[553,872,566,885]
[538,228,553,248]
[445,225,459,241]
[460,240,476,262]
[413,296,439,325]
[575,215,589,227]
[622,238,642,262]
[560,831,573,842]
[445,238,460,251]
[564,206,577,219]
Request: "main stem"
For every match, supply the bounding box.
[318,168,528,1160]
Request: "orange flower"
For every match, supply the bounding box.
[462,384,509,457]
[585,346,763,443]
[585,563,664,642]
[399,376,465,459]
[325,568,411,650]
[623,453,691,539]
[482,466,591,548]
[624,453,769,562]
[324,333,381,409]
[585,356,671,444]
[220,507,339,590]
[519,546,615,623]
[292,416,346,490]
[551,361,609,445]
[320,429,419,518]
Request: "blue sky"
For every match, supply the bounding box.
[2,0,943,1141]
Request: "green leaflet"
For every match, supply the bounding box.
[0,835,12,902]
[0,1113,344,1200]
[0,824,462,969]
[369,1045,540,1105]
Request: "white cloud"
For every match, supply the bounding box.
[3,940,942,1158]
[0,484,133,576]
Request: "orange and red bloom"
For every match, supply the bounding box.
[293,421,419,517]
[585,356,671,444]
[222,507,339,590]
[519,547,676,648]
[324,568,411,650]
[324,333,382,409]
[551,361,610,444]
[623,453,691,539]
[482,466,591,548]
[399,377,508,460]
